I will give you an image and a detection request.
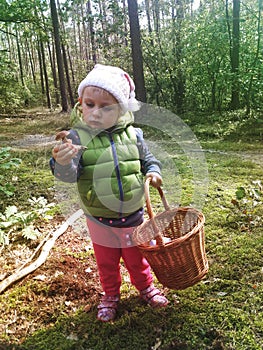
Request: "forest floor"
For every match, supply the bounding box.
[0,109,104,348]
[0,108,262,350]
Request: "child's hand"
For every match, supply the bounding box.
[52,133,79,166]
[52,142,79,166]
[146,172,163,188]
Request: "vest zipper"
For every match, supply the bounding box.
[108,133,124,216]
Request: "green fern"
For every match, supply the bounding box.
[0,197,55,246]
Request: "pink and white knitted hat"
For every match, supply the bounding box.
[77,64,141,113]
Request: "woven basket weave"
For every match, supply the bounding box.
[132,178,208,290]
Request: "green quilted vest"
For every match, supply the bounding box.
[75,114,144,218]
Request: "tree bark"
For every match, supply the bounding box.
[15,26,24,86]
[50,0,68,112]
[37,39,45,98]
[145,0,153,35]
[226,0,240,110]
[40,40,52,109]
[25,37,36,85]
[80,0,89,65]
[174,0,185,114]
[127,0,147,103]
[153,0,160,33]
[231,0,240,109]
[87,0,97,64]
[62,42,75,108]
[122,0,128,46]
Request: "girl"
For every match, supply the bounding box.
[50,64,168,322]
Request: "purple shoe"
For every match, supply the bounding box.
[140,284,169,308]
[97,295,120,322]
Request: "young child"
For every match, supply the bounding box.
[50,64,168,322]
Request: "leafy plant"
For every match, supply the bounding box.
[0,147,22,196]
[230,180,263,231]
[0,196,55,245]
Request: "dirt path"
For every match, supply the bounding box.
[7,134,262,166]
[233,150,262,166]
[10,134,57,149]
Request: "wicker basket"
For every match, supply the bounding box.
[132,178,208,290]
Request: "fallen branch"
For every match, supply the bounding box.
[0,209,84,294]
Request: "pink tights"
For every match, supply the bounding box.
[86,218,153,296]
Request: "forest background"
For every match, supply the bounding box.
[0,1,263,349]
[0,0,262,115]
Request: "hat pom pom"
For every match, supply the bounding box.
[127,91,141,112]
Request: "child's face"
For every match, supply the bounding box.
[81,86,121,130]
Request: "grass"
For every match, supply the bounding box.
[0,109,262,350]
[0,149,55,211]
[0,108,70,142]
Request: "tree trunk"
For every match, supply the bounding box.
[57,1,75,107]
[50,0,68,112]
[46,39,59,106]
[226,0,240,110]
[87,0,97,64]
[127,0,147,103]
[80,0,89,65]
[40,40,52,109]
[15,26,24,86]
[97,0,109,51]
[37,39,45,98]
[25,37,36,85]
[153,0,160,33]
[62,42,75,108]
[145,0,153,35]
[122,0,128,47]
[172,0,185,114]
[50,40,60,106]
[231,0,240,109]
[67,47,76,97]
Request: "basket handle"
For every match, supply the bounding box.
[144,177,170,246]
[145,177,170,218]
